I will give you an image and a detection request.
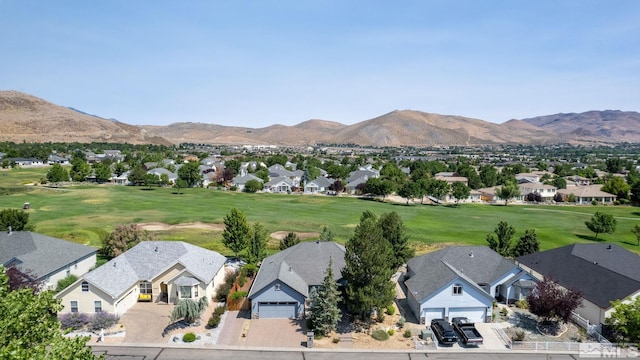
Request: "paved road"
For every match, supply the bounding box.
[92,345,580,360]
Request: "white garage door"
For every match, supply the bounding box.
[258,302,297,319]
[448,307,486,323]
[115,288,137,315]
[422,308,445,323]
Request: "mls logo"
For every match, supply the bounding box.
[579,343,639,358]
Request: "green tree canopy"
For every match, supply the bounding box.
[511,229,539,257]
[0,266,96,359]
[178,161,203,187]
[497,183,521,206]
[222,208,251,258]
[309,258,342,336]
[102,223,154,259]
[0,209,31,231]
[585,211,617,241]
[601,176,630,200]
[606,296,640,342]
[451,181,471,205]
[244,179,263,193]
[246,222,268,264]
[486,221,515,257]
[46,163,70,183]
[378,211,414,270]
[70,158,91,182]
[279,232,301,250]
[318,226,334,242]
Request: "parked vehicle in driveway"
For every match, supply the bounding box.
[451,317,483,345]
[430,319,458,345]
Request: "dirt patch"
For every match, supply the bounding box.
[504,309,588,342]
[270,231,320,240]
[138,222,225,231]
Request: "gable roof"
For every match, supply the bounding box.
[265,176,294,187]
[557,185,616,198]
[306,177,332,188]
[82,241,225,299]
[516,244,640,308]
[0,231,97,280]
[232,173,262,185]
[249,241,346,299]
[406,246,517,301]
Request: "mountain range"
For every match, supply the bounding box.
[1,90,639,147]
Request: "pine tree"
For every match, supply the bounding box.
[318,226,334,242]
[309,258,342,336]
[512,229,539,257]
[342,212,395,319]
[222,208,251,258]
[378,211,414,270]
[247,222,268,263]
[279,232,300,250]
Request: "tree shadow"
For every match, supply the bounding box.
[621,240,639,247]
[631,211,640,217]
[575,234,603,242]
[140,188,155,191]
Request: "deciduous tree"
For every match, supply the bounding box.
[0,209,31,231]
[102,224,154,258]
[222,208,250,258]
[486,221,515,257]
[527,277,582,324]
[631,224,640,246]
[451,182,471,205]
[497,183,520,206]
[178,161,203,187]
[243,179,263,193]
[585,211,617,241]
[170,297,208,324]
[606,296,640,342]
[318,226,334,242]
[46,163,69,183]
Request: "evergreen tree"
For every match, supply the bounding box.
[222,208,251,258]
[0,209,31,231]
[378,211,414,270]
[279,232,300,250]
[318,226,334,242]
[247,222,268,263]
[309,258,342,336]
[342,213,395,319]
[511,229,539,257]
[486,221,515,257]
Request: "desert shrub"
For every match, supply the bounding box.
[59,312,90,330]
[242,263,258,277]
[89,312,119,331]
[386,306,395,316]
[403,329,412,338]
[396,316,406,329]
[387,329,395,336]
[512,330,526,341]
[515,299,529,309]
[183,332,197,342]
[55,274,78,292]
[207,313,221,328]
[216,271,237,301]
[230,291,248,300]
[332,337,340,343]
[371,329,390,341]
[376,311,385,323]
[500,308,509,317]
[214,304,226,316]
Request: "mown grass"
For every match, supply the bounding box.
[1,167,639,255]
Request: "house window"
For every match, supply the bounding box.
[180,286,192,298]
[453,284,463,295]
[94,300,102,312]
[81,282,89,292]
[194,286,199,298]
[66,267,71,276]
[139,281,153,294]
[275,283,281,291]
[70,301,78,313]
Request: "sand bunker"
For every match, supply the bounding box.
[138,222,225,231]
[270,231,320,240]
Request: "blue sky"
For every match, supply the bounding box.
[2,1,639,127]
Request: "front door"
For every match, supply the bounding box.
[160,283,168,302]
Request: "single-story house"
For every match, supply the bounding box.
[478,186,525,204]
[56,241,226,316]
[516,243,640,325]
[232,173,263,191]
[0,231,97,291]
[248,241,346,319]
[147,168,178,184]
[304,177,332,194]
[263,177,294,193]
[557,185,616,204]
[405,246,536,324]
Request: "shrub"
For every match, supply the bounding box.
[230,291,248,300]
[387,329,395,336]
[242,263,258,277]
[238,273,247,287]
[376,311,385,323]
[332,337,340,344]
[55,274,78,292]
[396,316,406,329]
[371,329,390,341]
[183,332,197,343]
[207,313,221,328]
[59,312,90,330]
[306,318,314,330]
[500,308,509,317]
[89,312,119,331]
[512,330,526,341]
[403,329,412,338]
[515,299,529,309]
[386,306,396,316]
[214,304,226,316]
[216,271,237,301]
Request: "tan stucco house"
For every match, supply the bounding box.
[56,241,226,315]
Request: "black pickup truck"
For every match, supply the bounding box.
[451,317,483,345]
[430,319,458,345]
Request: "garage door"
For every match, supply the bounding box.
[258,302,297,319]
[114,288,138,315]
[422,308,445,323]
[448,307,486,323]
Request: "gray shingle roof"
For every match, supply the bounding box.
[516,244,640,308]
[83,241,225,299]
[405,246,517,301]
[0,231,97,280]
[249,241,346,299]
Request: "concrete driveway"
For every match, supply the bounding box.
[120,302,174,343]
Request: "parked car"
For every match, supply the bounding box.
[431,319,458,345]
[451,317,483,345]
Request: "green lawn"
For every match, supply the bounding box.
[1,167,639,256]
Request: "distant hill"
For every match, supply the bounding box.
[0,91,172,145]
[1,90,639,146]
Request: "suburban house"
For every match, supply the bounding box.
[263,177,294,193]
[557,185,616,204]
[304,176,332,194]
[147,168,178,184]
[478,186,525,204]
[518,182,557,202]
[248,241,346,319]
[516,243,640,325]
[405,246,536,324]
[56,241,226,316]
[232,173,263,191]
[0,231,97,291]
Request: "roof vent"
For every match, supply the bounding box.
[155,246,158,252]
[607,244,612,251]
[469,251,474,258]
[289,266,292,272]
[113,262,116,267]
[7,226,12,235]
